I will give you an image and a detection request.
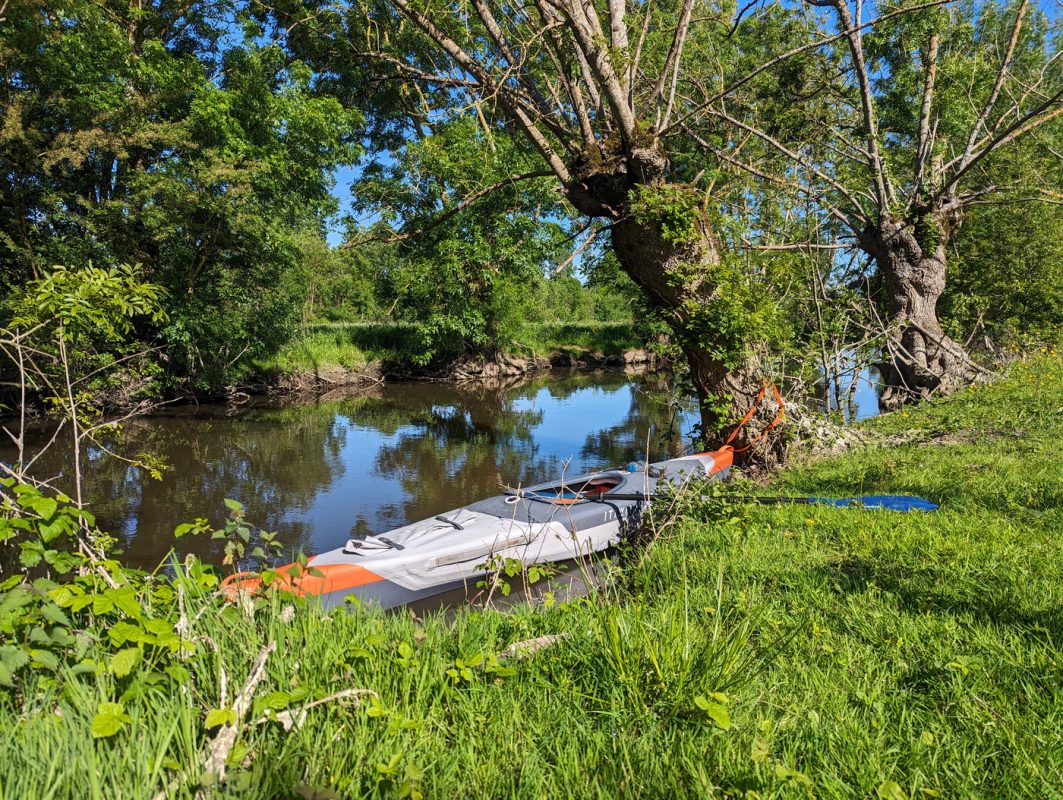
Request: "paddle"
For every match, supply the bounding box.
[523,492,939,512]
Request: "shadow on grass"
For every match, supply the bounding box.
[817,556,1063,641]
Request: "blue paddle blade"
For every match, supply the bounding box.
[811,495,939,512]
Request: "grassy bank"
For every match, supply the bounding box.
[1,357,1061,798]
[254,321,642,380]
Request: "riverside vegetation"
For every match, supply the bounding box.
[1,354,1060,798]
[3,0,1061,427]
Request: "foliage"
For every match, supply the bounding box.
[1,263,168,410]
[0,0,361,391]
[629,184,704,247]
[941,135,1063,348]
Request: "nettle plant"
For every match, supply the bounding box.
[474,554,558,601]
[0,479,196,693]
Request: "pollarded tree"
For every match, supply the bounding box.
[717,0,1062,405]
[261,0,839,445]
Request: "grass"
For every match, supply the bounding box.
[253,323,408,378]
[1,356,1061,798]
[510,321,642,359]
[255,321,642,378]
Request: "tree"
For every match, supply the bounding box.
[0,0,361,389]
[352,116,571,365]
[260,0,827,444]
[725,0,1062,405]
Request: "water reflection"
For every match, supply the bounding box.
[6,371,697,570]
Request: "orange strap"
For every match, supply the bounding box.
[719,382,785,454]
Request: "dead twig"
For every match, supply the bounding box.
[194,641,275,797]
[252,688,378,732]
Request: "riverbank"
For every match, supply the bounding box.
[255,320,654,391]
[1,355,1060,797]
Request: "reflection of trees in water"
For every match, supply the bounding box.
[369,374,689,526]
[370,382,547,526]
[5,373,693,570]
[579,377,691,465]
[18,404,349,569]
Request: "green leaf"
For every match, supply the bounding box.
[41,604,70,627]
[688,692,731,730]
[223,498,243,513]
[878,781,909,800]
[205,708,237,729]
[109,647,142,678]
[0,661,13,687]
[29,497,58,520]
[38,520,65,542]
[774,765,812,786]
[110,589,142,619]
[91,702,131,739]
[31,650,59,671]
[259,691,291,711]
[0,646,30,673]
[92,595,115,615]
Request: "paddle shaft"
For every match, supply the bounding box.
[587,493,819,504]
[525,492,937,510]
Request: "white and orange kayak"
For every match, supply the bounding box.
[223,449,733,610]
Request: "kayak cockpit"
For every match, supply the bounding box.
[512,474,626,504]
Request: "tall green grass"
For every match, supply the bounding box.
[2,356,1061,798]
[255,321,642,379]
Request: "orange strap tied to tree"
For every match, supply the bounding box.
[717,382,785,454]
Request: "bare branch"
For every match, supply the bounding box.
[346,170,555,247]
[650,0,695,112]
[684,127,857,231]
[547,0,637,139]
[705,108,871,222]
[942,88,1063,198]
[818,0,889,211]
[957,0,1031,171]
[660,0,958,137]
[913,33,940,200]
[608,0,630,95]
[629,3,652,103]
[390,0,572,181]
[554,222,606,273]
[742,239,852,251]
[661,0,696,131]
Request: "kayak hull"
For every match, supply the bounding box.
[224,450,732,610]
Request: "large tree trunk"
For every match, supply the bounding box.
[565,144,770,450]
[861,214,982,410]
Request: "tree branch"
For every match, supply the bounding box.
[913,33,940,201]
[346,170,555,247]
[956,0,1031,171]
[390,0,573,182]
[660,0,958,137]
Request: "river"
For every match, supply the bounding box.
[7,371,704,570]
[6,366,885,572]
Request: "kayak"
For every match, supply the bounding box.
[223,448,734,610]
